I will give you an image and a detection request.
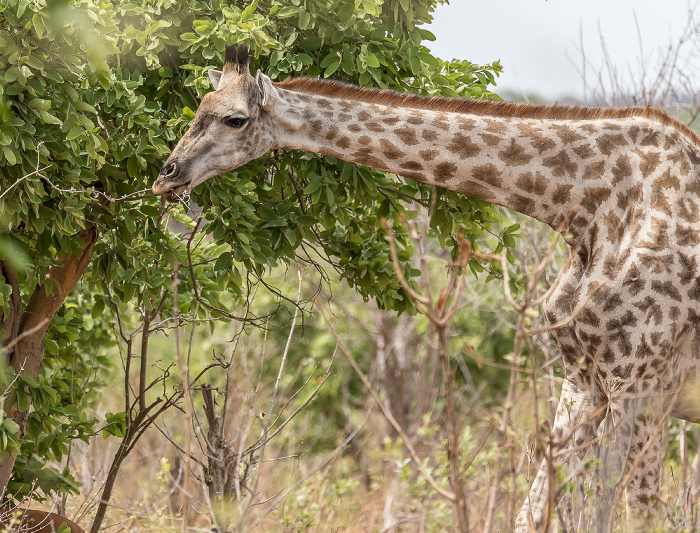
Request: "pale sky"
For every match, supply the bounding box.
[428,1,699,102]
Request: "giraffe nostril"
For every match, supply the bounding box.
[162,161,178,178]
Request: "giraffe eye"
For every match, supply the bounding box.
[224,115,248,128]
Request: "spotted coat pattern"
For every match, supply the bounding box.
[154,51,700,531]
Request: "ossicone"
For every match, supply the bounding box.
[224,43,250,73]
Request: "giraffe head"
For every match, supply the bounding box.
[153,44,279,201]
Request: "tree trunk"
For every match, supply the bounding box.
[437,326,470,532]
[0,227,98,493]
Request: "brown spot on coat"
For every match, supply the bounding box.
[352,148,385,169]
[479,133,501,146]
[581,187,611,213]
[638,218,669,251]
[582,161,606,180]
[395,126,420,146]
[366,122,385,133]
[650,169,680,212]
[472,163,502,187]
[552,123,585,144]
[484,118,507,134]
[611,154,632,184]
[434,162,457,183]
[543,150,578,178]
[678,198,700,223]
[552,184,573,205]
[336,136,351,149]
[531,135,557,153]
[431,113,450,131]
[664,131,682,151]
[618,182,643,209]
[638,253,674,273]
[506,194,535,214]
[650,280,682,301]
[676,224,700,247]
[640,129,659,147]
[603,122,623,131]
[419,149,439,161]
[678,252,697,284]
[400,161,423,171]
[515,172,548,195]
[457,117,476,130]
[499,139,533,166]
[596,133,626,155]
[380,138,406,160]
[574,144,596,159]
[447,132,480,159]
[627,125,641,143]
[603,212,623,242]
[422,129,438,142]
[637,150,662,175]
[688,279,700,300]
[358,135,372,145]
[668,149,693,176]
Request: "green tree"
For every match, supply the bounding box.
[0,0,504,508]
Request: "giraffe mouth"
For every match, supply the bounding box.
[161,184,191,203]
[152,176,192,203]
[152,180,191,203]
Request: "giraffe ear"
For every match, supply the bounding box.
[256,70,276,109]
[208,69,223,90]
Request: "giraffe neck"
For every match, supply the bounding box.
[270,84,690,241]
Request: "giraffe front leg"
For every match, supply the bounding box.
[515,379,600,532]
[595,395,667,532]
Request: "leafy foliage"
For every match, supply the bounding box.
[0,0,506,500]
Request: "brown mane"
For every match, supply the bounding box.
[277,77,700,148]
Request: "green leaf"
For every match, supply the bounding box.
[214,251,231,271]
[417,52,440,69]
[2,146,17,165]
[364,53,380,68]
[39,110,62,125]
[277,6,302,18]
[296,215,316,227]
[2,419,19,435]
[32,12,45,38]
[124,213,136,234]
[298,11,311,29]
[241,0,258,22]
[262,218,287,228]
[303,174,322,195]
[320,52,339,69]
[66,126,83,141]
[17,391,28,413]
[28,98,51,111]
[127,155,139,178]
[324,60,340,78]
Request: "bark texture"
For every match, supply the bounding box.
[0,226,98,492]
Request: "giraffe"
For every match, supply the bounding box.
[152,44,700,531]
